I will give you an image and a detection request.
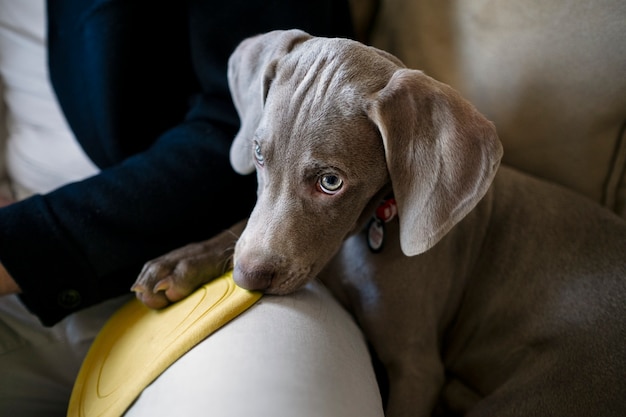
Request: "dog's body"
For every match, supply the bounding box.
[134,30,626,416]
[321,166,626,416]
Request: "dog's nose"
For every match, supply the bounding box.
[233,261,273,291]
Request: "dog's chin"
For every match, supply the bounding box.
[265,275,313,295]
[232,263,314,294]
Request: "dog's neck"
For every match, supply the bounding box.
[348,184,394,237]
[366,196,398,253]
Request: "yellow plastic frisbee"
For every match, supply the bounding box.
[67,271,262,417]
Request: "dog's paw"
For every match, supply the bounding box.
[131,244,207,308]
[132,242,224,309]
[132,220,246,309]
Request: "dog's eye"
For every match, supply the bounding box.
[318,174,343,194]
[253,142,264,166]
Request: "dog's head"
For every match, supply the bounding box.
[227,29,502,293]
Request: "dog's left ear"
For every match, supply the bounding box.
[368,69,503,256]
[228,29,312,174]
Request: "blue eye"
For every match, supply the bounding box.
[319,174,343,194]
[253,141,264,166]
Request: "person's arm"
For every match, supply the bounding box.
[0,0,354,326]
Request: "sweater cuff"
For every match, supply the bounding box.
[0,195,99,325]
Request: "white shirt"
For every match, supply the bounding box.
[0,0,98,198]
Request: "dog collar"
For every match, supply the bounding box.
[367,198,397,253]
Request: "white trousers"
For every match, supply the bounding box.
[0,281,384,417]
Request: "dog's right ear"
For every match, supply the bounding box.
[228,29,312,174]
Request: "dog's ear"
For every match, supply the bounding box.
[368,69,503,256]
[227,29,312,174]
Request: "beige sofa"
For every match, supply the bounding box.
[351,0,626,219]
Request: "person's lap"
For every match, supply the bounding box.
[126,280,384,417]
[0,280,383,417]
[0,292,132,416]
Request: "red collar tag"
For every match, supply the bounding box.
[367,198,397,253]
[375,198,397,223]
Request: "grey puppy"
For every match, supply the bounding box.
[133,30,626,416]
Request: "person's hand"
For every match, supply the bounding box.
[0,181,15,207]
[0,185,19,295]
[0,262,21,295]
[0,195,13,207]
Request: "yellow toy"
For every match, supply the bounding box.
[67,271,261,417]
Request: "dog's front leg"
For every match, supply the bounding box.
[321,235,446,417]
[367,315,445,417]
[383,356,445,417]
[132,219,247,308]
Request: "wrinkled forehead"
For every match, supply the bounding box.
[262,38,397,130]
[252,38,398,172]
